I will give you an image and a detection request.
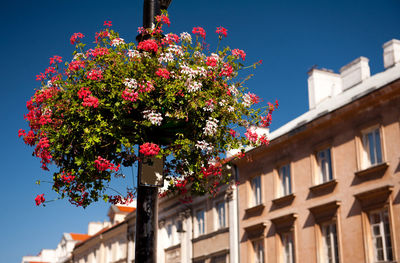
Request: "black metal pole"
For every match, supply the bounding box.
[135,1,161,262]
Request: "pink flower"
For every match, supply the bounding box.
[139,142,160,156]
[70,32,85,45]
[77,87,92,99]
[35,194,45,206]
[216,26,228,38]
[192,27,206,39]
[232,49,246,61]
[104,20,112,27]
[245,128,258,144]
[155,68,170,79]
[95,31,110,43]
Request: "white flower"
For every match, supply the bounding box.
[203,117,219,136]
[228,85,238,96]
[180,32,192,43]
[194,51,205,58]
[73,53,85,61]
[47,81,53,87]
[195,140,213,153]
[227,106,235,112]
[143,110,163,126]
[111,38,125,46]
[242,93,252,107]
[124,78,137,89]
[219,100,226,107]
[167,45,183,57]
[158,52,174,63]
[187,80,202,93]
[128,49,140,59]
[203,101,214,112]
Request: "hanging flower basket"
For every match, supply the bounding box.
[19,14,277,207]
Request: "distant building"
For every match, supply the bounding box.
[21,232,91,263]
[72,204,136,263]
[235,39,400,262]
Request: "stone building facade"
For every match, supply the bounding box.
[235,39,400,263]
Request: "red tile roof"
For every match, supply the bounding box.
[116,206,136,213]
[70,233,91,241]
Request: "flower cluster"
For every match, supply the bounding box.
[94,156,120,172]
[35,194,45,206]
[20,15,276,207]
[139,142,160,156]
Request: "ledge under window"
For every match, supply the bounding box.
[245,203,265,214]
[355,162,389,177]
[191,227,229,243]
[272,193,295,205]
[309,179,337,193]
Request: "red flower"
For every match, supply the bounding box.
[95,31,110,43]
[49,55,62,65]
[232,49,246,61]
[68,60,85,72]
[155,14,170,26]
[82,96,99,108]
[104,20,112,27]
[245,128,258,143]
[219,63,233,77]
[192,27,206,39]
[18,129,26,138]
[86,69,103,81]
[139,142,160,156]
[77,87,92,99]
[70,32,85,45]
[122,89,139,102]
[137,39,159,53]
[36,73,45,81]
[155,68,170,79]
[94,156,120,172]
[216,26,228,38]
[228,129,236,137]
[35,194,45,206]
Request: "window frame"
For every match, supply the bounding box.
[320,221,340,263]
[215,200,226,229]
[368,208,394,262]
[195,209,206,237]
[251,176,262,206]
[280,231,295,263]
[252,239,265,263]
[278,164,292,197]
[359,125,385,170]
[315,148,334,185]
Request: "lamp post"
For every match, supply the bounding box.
[135,1,172,262]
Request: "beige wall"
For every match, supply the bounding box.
[237,80,400,263]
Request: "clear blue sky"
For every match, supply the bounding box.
[1,0,399,262]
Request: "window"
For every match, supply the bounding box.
[252,239,265,263]
[369,209,393,262]
[251,176,262,206]
[196,209,205,236]
[211,254,226,263]
[316,148,333,184]
[281,232,295,263]
[166,223,172,245]
[361,127,382,168]
[321,222,339,263]
[216,201,226,229]
[279,164,292,197]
